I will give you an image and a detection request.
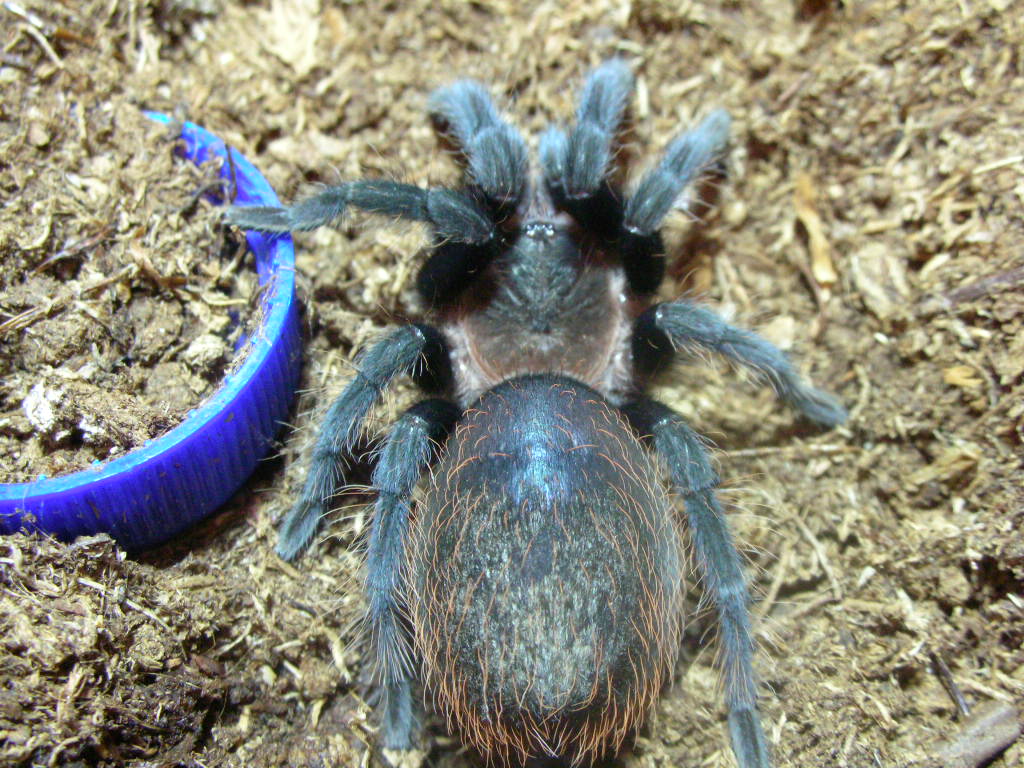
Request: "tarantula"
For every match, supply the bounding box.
[226,61,845,768]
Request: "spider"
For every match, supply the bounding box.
[226,61,846,768]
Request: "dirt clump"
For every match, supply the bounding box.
[0,2,253,481]
[0,534,222,763]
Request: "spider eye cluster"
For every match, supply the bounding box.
[522,221,555,241]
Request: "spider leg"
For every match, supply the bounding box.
[224,181,496,245]
[621,397,770,768]
[415,235,498,308]
[623,109,731,237]
[541,62,722,295]
[227,178,499,306]
[366,398,460,749]
[428,80,528,206]
[277,323,452,561]
[633,300,847,427]
[615,109,730,295]
[541,59,634,200]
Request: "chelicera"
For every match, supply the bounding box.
[227,60,845,768]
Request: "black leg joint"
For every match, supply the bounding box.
[620,397,673,446]
[410,323,454,393]
[631,303,674,378]
[549,181,624,242]
[405,398,461,445]
[546,181,665,295]
[620,229,665,295]
[415,240,496,308]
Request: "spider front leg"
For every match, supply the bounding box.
[224,179,496,245]
[225,178,500,307]
[622,109,731,241]
[366,398,460,749]
[277,323,453,560]
[617,108,731,294]
[428,80,529,206]
[540,59,634,200]
[541,61,675,296]
[622,398,770,768]
[542,62,730,294]
[633,300,847,427]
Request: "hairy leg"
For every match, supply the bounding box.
[619,109,730,294]
[224,180,496,245]
[622,397,770,768]
[227,176,501,307]
[540,59,633,200]
[277,324,452,560]
[623,109,731,237]
[429,80,528,206]
[366,398,460,749]
[539,61,674,294]
[633,300,847,427]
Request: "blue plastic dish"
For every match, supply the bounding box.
[0,115,302,551]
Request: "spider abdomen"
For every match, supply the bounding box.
[410,374,683,764]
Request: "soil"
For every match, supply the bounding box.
[1,1,1022,768]
[0,15,254,481]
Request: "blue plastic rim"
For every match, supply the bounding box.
[0,115,303,551]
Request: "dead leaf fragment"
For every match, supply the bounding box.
[257,0,321,77]
[943,365,983,390]
[909,442,981,486]
[794,172,838,296]
[850,241,912,320]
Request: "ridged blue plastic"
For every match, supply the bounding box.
[0,115,302,551]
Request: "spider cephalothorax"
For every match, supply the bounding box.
[227,61,845,768]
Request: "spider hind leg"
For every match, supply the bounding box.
[366,398,460,748]
[622,397,771,768]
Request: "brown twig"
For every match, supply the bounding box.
[918,265,1024,316]
[225,145,240,203]
[0,264,135,337]
[785,590,838,620]
[795,516,843,600]
[19,23,63,67]
[929,650,971,719]
[31,225,112,275]
[176,178,232,216]
[723,443,856,459]
[931,701,1023,768]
